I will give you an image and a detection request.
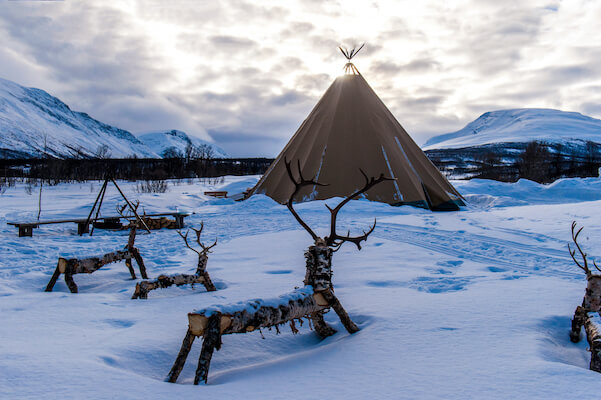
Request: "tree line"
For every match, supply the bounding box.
[0,157,274,182]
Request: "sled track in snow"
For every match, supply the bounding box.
[374,223,578,280]
[192,211,579,280]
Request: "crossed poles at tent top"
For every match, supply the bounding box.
[83,177,150,236]
[339,43,364,75]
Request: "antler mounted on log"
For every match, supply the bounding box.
[569,221,601,278]
[131,223,218,299]
[164,164,394,385]
[285,158,394,335]
[568,221,601,344]
[177,222,218,262]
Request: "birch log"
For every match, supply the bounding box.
[585,312,601,372]
[132,274,208,299]
[188,287,328,337]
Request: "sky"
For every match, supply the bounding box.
[1,0,600,157]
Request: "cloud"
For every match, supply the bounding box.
[1,0,600,155]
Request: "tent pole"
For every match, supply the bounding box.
[83,178,108,236]
[111,178,151,233]
[89,179,108,236]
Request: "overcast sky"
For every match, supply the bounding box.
[1,0,600,156]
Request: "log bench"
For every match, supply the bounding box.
[132,224,217,299]
[165,163,389,385]
[45,228,147,293]
[203,191,228,198]
[167,285,346,385]
[7,212,189,237]
[166,243,358,385]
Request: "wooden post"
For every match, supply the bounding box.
[166,329,196,383]
[77,222,89,235]
[194,313,222,385]
[174,214,185,229]
[18,225,34,237]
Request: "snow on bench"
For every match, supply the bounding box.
[7,212,189,237]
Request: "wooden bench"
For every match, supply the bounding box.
[203,191,228,198]
[7,212,189,237]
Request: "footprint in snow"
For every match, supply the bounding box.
[406,276,474,293]
[365,280,404,288]
[264,269,293,275]
[104,319,135,328]
[436,260,464,269]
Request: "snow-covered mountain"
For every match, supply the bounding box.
[0,77,158,159]
[137,130,228,158]
[423,108,601,150]
[423,108,601,182]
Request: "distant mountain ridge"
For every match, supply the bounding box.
[137,130,228,159]
[423,108,601,182]
[0,77,227,160]
[423,108,601,150]
[0,77,157,159]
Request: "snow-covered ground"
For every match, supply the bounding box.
[1,176,601,399]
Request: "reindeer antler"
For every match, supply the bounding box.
[116,200,140,217]
[177,229,200,256]
[325,169,394,250]
[191,222,218,253]
[284,158,327,242]
[178,222,217,256]
[569,221,601,276]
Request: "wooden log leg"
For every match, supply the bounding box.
[320,289,359,334]
[166,329,197,383]
[194,313,222,385]
[201,271,217,292]
[124,258,137,280]
[131,281,151,300]
[45,265,62,292]
[571,305,587,343]
[311,312,337,338]
[64,271,78,293]
[131,282,142,299]
[132,248,148,279]
[585,313,601,372]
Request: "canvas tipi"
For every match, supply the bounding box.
[248,47,464,211]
